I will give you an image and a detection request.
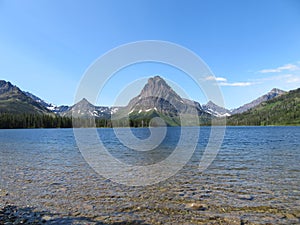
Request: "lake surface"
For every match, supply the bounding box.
[0,127,299,224]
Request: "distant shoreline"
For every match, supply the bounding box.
[0,124,299,130]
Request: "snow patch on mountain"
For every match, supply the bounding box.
[202,101,231,117]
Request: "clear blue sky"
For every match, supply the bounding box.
[1,0,300,109]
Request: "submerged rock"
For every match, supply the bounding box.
[41,215,53,221]
[223,216,242,225]
[0,189,9,197]
[185,202,208,211]
[237,194,254,201]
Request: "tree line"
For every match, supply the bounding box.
[0,113,168,129]
[0,113,72,129]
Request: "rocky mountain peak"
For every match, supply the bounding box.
[71,98,95,111]
[264,88,286,101]
[202,100,231,117]
[60,98,115,118]
[126,76,207,117]
[269,88,286,95]
[0,80,12,86]
[77,98,92,105]
[0,80,19,95]
[63,98,95,118]
[139,75,181,101]
[0,80,50,114]
[205,101,216,107]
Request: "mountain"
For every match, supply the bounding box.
[127,76,207,116]
[50,105,70,114]
[24,91,52,108]
[202,101,231,117]
[61,98,120,119]
[117,76,211,126]
[227,88,300,125]
[24,91,70,114]
[0,80,51,114]
[231,88,286,114]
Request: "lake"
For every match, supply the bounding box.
[0,127,299,224]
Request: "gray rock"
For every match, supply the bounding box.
[237,194,254,200]
[223,216,242,225]
[185,202,208,210]
[42,215,53,221]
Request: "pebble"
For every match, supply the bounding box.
[0,189,9,197]
[94,215,110,221]
[237,194,254,201]
[82,203,94,211]
[223,216,241,225]
[42,215,53,221]
[284,213,296,220]
[185,202,208,211]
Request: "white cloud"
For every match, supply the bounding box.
[205,75,254,87]
[219,82,253,87]
[259,63,299,73]
[252,73,300,83]
[285,74,300,83]
[216,77,227,82]
[205,76,227,82]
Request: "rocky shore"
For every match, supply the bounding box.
[0,203,146,225]
[1,186,299,225]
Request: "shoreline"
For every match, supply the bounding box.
[1,195,299,225]
[0,124,300,130]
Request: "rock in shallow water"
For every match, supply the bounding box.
[41,215,53,221]
[237,194,254,201]
[185,202,208,210]
[0,189,9,197]
[223,216,242,225]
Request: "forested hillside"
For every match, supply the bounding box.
[227,88,300,125]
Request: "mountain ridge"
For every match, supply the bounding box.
[230,88,286,115]
[0,80,51,114]
[0,78,298,126]
[227,88,300,125]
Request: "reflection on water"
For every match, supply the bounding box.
[0,127,299,224]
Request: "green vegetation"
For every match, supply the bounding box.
[0,111,212,129]
[227,88,300,126]
[128,110,180,127]
[122,110,212,127]
[0,113,72,129]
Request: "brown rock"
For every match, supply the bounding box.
[185,203,207,211]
